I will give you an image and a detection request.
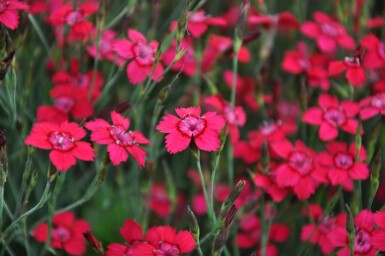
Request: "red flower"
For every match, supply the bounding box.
[372,211,385,252]
[85,111,150,167]
[253,163,288,202]
[318,142,369,186]
[332,210,377,256]
[48,1,98,40]
[301,204,346,254]
[132,226,196,256]
[25,122,95,171]
[33,211,91,256]
[302,94,360,141]
[106,219,144,256]
[329,57,366,86]
[204,94,246,144]
[271,140,327,200]
[359,93,385,120]
[248,11,299,31]
[301,11,355,53]
[147,183,172,218]
[0,0,28,30]
[361,34,385,70]
[113,29,164,85]
[169,10,227,38]
[156,106,225,154]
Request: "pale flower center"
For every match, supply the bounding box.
[334,153,354,170]
[224,106,238,125]
[320,22,340,36]
[154,242,180,256]
[323,108,346,126]
[178,116,206,137]
[344,56,361,67]
[354,229,372,254]
[133,42,155,65]
[259,121,278,136]
[52,226,71,242]
[319,217,335,233]
[109,126,135,146]
[55,96,75,113]
[0,1,8,13]
[371,93,385,109]
[66,10,85,26]
[49,132,75,151]
[289,152,313,175]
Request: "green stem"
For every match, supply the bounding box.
[27,14,50,56]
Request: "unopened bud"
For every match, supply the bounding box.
[369,149,381,208]
[212,205,238,255]
[219,180,245,220]
[176,0,188,51]
[345,204,356,255]
[84,231,104,255]
[186,206,200,241]
[355,121,363,161]
[260,140,269,173]
[0,129,7,176]
[236,0,250,40]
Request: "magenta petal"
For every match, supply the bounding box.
[194,129,221,152]
[126,145,147,168]
[107,143,128,165]
[49,150,76,171]
[164,132,191,154]
[319,122,338,141]
[302,107,323,125]
[71,142,95,161]
[328,168,348,185]
[126,61,148,85]
[275,164,300,187]
[349,163,369,180]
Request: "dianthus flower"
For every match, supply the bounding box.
[161,39,196,77]
[113,29,164,85]
[132,226,196,256]
[302,94,360,141]
[328,56,366,87]
[318,141,369,186]
[301,11,355,53]
[33,211,91,256]
[85,111,150,167]
[359,93,385,120]
[0,0,28,30]
[25,122,95,171]
[156,106,225,154]
[361,34,385,70]
[372,211,385,252]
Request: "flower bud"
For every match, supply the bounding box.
[186,206,200,241]
[84,231,104,255]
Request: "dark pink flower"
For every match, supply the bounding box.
[253,163,288,202]
[359,93,385,120]
[301,11,355,53]
[329,57,366,87]
[132,226,196,256]
[113,29,164,85]
[361,34,385,70]
[156,106,225,154]
[85,111,150,167]
[248,11,299,31]
[302,94,360,141]
[25,122,95,171]
[0,0,28,30]
[372,211,385,252]
[204,94,246,144]
[318,141,369,186]
[33,211,91,256]
[147,183,171,218]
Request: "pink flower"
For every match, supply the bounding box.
[156,106,225,154]
[147,183,172,218]
[248,11,299,31]
[25,122,95,171]
[113,29,164,85]
[318,141,369,186]
[204,94,246,144]
[132,226,196,256]
[0,0,28,30]
[359,93,385,120]
[302,94,360,141]
[361,34,385,70]
[301,204,346,254]
[329,56,366,87]
[271,140,327,200]
[33,211,91,256]
[372,211,385,252]
[48,1,98,40]
[253,163,288,202]
[301,11,355,53]
[85,111,150,167]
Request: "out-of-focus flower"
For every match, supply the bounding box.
[359,93,385,120]
[0,0,29,30]
[361,34,385,70]
[328,56,366,87]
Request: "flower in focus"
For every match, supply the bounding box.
[25,121,95,171]
[156,106,225,154]
[302,94,360,141]
[33,211,91,256]
[113,29,164,85]
[0,0,29,30]
[85,111,150,167]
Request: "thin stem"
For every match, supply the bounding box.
[27,14,50,56]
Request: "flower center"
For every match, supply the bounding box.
[334,153,354,170]
[378,43,385,60]
[52,226,71,242]
[154,242,180,256]
[323,108,346,126]
[66,10,85,26]
[319,217,335,233]
[178,116,206,137]
[54,96,75,113]
[71,74,89,88]
[259,121,278,136]
[49,132,75,151]
[344,56,361,67]
[189,11,206,22]
[0,1,8,13]
[320,23,339,36]
[298,58,310,70]
[371,93,385,109]
[288,152,313,175]
[224,106,238,125]
[133,42,155,66]
[354,229,372,254]
[109,126,135,146]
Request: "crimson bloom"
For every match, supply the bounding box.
[25,122,95,171]
[329,56,366,87]
[361,34,385,70]
[0,0,28,30]
[372,211,385,252]
[85,111,150,167]
[301,11,355,53]
[302,94,360,141]
[33,211,91,256]
[301,204,347,254]
[113,29,164,85]
[318,141,369,186]
[359,93,385,120]
[132,226,196,256]
[156,106,225,154]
